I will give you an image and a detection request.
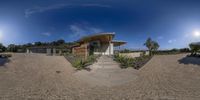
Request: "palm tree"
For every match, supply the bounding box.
[144,37,159,56]
[152,41,159,51]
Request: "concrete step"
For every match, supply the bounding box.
[89,55,120,70]
[96,64,120,67]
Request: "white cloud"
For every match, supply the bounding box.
[168,39,176,43]
[69,24,103,38]
[25,4,111,17]
[25,4,68,18]
[42,32,52,36]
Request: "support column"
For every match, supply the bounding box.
[85,43,88,60]
[109,36,111,55]
[53,48,56,56]
[46,48,52,56]
[59,50,62,56]
[26,49,30,53]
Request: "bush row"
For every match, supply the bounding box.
[114,54,152,69]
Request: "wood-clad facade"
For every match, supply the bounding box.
[72,32,126,58]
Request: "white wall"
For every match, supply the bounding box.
[94,42,114,55]
[119,52,143,58]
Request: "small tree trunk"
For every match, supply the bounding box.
[149,50,152,56]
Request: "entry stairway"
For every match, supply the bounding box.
[74,55,138,86]
[89,55,121,70]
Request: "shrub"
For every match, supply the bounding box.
[0,54,12,58]
[73,59,88,70]
[65,54,100,70]
[114,54,152,69]
[114,54,135,68]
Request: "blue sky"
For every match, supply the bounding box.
[0,0,200,49]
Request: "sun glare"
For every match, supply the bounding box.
[194,31,200,37]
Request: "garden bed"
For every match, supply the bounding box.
[64,54,100,70]
[0,54,12,58]
[114,54,152,70]
[187,53,200,58]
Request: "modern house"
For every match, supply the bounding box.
[72,32,126,58]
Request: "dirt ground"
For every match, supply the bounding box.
[0,53,200,100]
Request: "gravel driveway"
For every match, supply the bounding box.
[0,53,200,100]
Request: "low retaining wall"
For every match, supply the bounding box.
[119,52,142,58]
[119,51,149,58]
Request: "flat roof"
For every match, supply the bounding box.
[112,40,127,46]
[76,32,115,43]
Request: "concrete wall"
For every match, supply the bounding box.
[27,48,47,53]
[119,51,149,58]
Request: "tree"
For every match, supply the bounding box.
[56,39,65,45]
[189,43,200,56]
[144,37,160,56]
[179,48,190,52]
[121,49,131,53]
[0,43,6,52]
[152,41,159,51]
[34,42,42,46]
[27,43,32,46]
[7,44,17,52]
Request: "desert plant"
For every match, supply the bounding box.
[114,54,134,68]
[73,59,88,70]
[122,57,134,68]
[0,54,12,58]
[114,54,152,69]
[65,54,100,70]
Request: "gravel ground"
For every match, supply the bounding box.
[0,53,200,100]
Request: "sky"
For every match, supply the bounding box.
[0,0,200,50]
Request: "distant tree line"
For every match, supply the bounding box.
[0,39,76,53]
[153,48,190,55]
[119,37,191,55]
[0,43,6,52]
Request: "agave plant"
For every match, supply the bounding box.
[73,59,88,70]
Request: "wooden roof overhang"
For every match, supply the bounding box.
[76,32,115,44]
[111,40,127,47]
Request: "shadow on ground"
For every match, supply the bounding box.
[178,56,200,65]
[0,58,10,66]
